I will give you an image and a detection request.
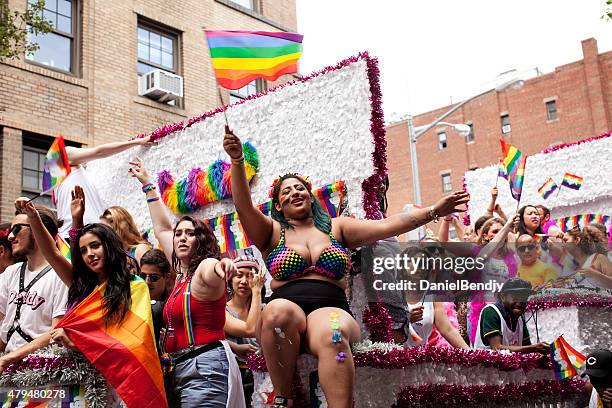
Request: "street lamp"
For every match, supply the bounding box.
[407,77,524,206]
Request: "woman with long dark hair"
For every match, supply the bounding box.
[223,130,468,407]
[128,158,244,408]
[514,205,543,238]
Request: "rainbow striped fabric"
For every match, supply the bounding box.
[550,335,585,380]
[57,277,166,408]
[554,213,610,232]
[500,139,526,201]
[497,159,508,180]
[207,181,345,253]
[561,172,583,190]
[537,177,558,199]
[204,30,303,90]
[42,136,71,192]
[55,235,71,261]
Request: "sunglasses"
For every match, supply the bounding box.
[139,274,161,283]
[517,244,537,253]
[9,223,30,237]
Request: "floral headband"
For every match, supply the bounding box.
[268,173,312,199]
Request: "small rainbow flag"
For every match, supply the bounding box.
[500,139,526,201]
[56,277,167,408]
[42,136,71,192]
[561,173,583,190]
[55,234,71,261]
[204,30,303,90]
[550,335,586,380]
[497,159,508,180]
[537,178,558,199]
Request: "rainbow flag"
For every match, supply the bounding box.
[204,30,303,90]
[554,213,610,232]
[550,335,586,380]
[537,178,558,199]
[497,159,508,180]
[42,136,71,192]
[500,139,526,201]
[56,277,167,408]
[55,234,71,261]
[561,173,583,190]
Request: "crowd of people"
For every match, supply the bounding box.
[0,131,608,408]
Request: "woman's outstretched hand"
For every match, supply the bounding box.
[223,128,243,160]
[432,191,470,217]
[128,156,152,186]
[71,185,86,222]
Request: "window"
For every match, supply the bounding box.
[137,24,178,76]
[441,173,452,193]
[466,123,475,143]
[437,131,448,150]
[22,136,53,208]
[501,114,511,134]
[546,100,557,121]
[229,0,255,10]
[230,80,263,104]
[26,0,78,73]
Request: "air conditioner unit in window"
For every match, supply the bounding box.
[502,124,512,134]
[138,69,183,102]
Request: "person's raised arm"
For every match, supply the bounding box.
[224,267,264,338]
[336,191,469,249]
[478,214,519,260]
[485,187,498,217]
[433,302,470,349]
[128,157,174,262]
[66,136,153,167]
[438,216,452,242]
[223,130,273,252]
[14,199,72,287]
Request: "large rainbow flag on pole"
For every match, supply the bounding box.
[42,136,71,192]
[550,335,586,380]
[500,139,527,201]
[56,277,167,408]
[204,30,303,90]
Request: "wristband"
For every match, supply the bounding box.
[231,155,245,164]
[142,183,155,193]
[147,196,160,203]
[428,206,440,223]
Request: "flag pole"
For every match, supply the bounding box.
[26,192,43,204]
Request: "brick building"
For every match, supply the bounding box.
[386,38,611,234]
[0,0,297,222]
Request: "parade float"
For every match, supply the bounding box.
[3,54,608,407]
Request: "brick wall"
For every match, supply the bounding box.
[0,0,297,222]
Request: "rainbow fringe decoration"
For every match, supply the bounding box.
[554,213,610,232]
[207,181,344,253]
[500,139,526,201]
[537,177,558,200]
[550,335,585,380]
[55,234,71,261]
[157,142,258,213]
[561,173,583,190]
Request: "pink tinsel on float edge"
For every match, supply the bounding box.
[392,379,584,408]
[461,175,470,226]
[133,53,387,220]
[540,131,611,154]
[246,344,549,373]
[2,354,77,374]
[527,292,612,312]
[362,301,393,343]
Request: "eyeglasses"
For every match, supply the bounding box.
[9,223,30,237]
[517,244,537,253]
[139,274,161,283]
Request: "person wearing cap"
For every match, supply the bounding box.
[0,223,17,274]
[224,254,265,405]
[473,278,549,353]
[584,349,612,408]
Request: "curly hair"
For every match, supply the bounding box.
[575,224,608,255]
[100,206,147,248]
[69,223,133,326]
[269,173,331,234]
[172,216,220,275]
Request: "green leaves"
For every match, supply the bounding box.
[0,0,54,60]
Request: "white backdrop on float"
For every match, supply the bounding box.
[86,58,376,231]
[464,135,612,223]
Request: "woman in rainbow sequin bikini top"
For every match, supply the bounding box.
[224,129,469,408]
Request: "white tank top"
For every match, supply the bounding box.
[577,253,599,289]
[404,301,434,347]
[473,304,525,349]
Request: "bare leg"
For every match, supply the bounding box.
[257,299,307,399]
[306,307,361,408]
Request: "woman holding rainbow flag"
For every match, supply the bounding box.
[223,129,469,408]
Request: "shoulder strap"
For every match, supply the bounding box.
[183,276,195,350]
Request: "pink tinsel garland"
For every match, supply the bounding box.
[527,292,612,312]
[245,344,549,373]
[3,354,77,373]
[134,53,388,220]
[392,379,584,408]
[461,175,470,226]
[540,131,611,154]
[362,301,393,343]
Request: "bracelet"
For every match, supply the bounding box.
[428,206,440,223]
[147,196,160,203]
[231,155,245,164]
[142,183,155,193]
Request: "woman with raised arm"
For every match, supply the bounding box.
[128,157,245,408]
[223,130,468,408]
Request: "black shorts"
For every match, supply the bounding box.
[268,279,353,316]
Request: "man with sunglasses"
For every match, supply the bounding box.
[0,206,69,352]
[516,234,557,288]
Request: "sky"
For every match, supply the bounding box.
[296,0,612,119]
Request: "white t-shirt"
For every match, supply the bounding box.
[0,262,69,352]
[54,166,107,238]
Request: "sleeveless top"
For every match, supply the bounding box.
[162,276,226,353]
[265,228,351,281]
[473,304,525,349]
